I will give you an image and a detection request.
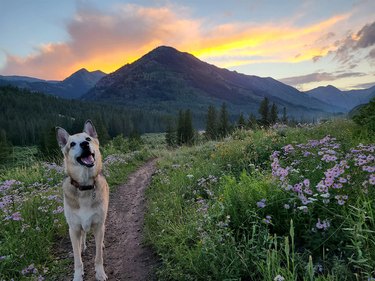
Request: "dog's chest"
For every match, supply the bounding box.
[65,192,103,232]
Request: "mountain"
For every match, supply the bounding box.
[306,85,375,111]
[84,46,341,120]
[0,68,106,99]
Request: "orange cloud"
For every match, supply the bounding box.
[0,4,350,80]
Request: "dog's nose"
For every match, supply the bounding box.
[80,141,89,148]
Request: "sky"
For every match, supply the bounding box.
[0,0,375,91]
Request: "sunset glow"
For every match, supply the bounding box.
[1,0,374,90]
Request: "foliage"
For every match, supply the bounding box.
[177,110,195,145]
[145,119,375,280]
[0,85,171,146]
[218,103,230,138]
[205,105,218,140]
[352,98,375,132]
[259,97,270,126]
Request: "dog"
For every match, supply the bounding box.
[56,120,109,281]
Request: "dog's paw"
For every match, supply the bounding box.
[73,271,84,281]
[95,266,108,281]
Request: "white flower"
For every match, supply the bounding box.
[274,275,285,281]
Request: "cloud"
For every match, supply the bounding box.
[0,3,351,79]
[333,21,375,64]
[1,4,202,79]
[280,71,366,86]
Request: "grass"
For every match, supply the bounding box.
[145,119,375,280]
[0,134,153,280]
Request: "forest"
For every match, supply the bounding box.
[0,85,172,147]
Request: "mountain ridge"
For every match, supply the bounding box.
[84,46,343,119]
[0,68,106,99]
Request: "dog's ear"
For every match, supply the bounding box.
[56,127,70,149]
[83,120,98,138]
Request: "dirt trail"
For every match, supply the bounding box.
[62,159,159,280]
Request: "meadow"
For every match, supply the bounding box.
[0,119,374,280]
[145,119,375,281]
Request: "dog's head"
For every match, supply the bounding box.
[56,120,102,178]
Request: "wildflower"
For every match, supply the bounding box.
[263,215,272,224]
[52,206,64,214]
[10,212,22,221]
[283,144,294,154]
[256,199,266,208]
[369,175,375,185]
[274,275,285,281]
[316,218,330,230]
[303,179,310,187]
[186,174,194,179]
[284,204,290,209]
[338,177,347,183]
[21,264,38,275]
[335,195,348,205]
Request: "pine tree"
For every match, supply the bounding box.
[165,122,176,147]
[258,97,270,127]
[237,112,246,129]
[219,103,230,138]
[184,109,194,145]
[270,103,278,125]
[248,113,258,130]
[0,129,12,164]
[282,107,288,124]
[177,110,184,145]
[205,105,218,140]
[39,126,60,159]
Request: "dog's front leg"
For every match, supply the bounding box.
[93,224,107,280]
[69,227,84,281]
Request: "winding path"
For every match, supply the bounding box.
[64,159,159,280]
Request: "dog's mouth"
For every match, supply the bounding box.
[77,150,95,168]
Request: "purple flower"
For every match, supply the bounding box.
[10,212,22,221]
[263,215,272,224]
[283,144,295,154]
[52,206,64,214]
[257,199,266,208]
[316,218,330,230]
[369,175,375,185]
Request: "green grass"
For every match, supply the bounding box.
[145,119,375,280]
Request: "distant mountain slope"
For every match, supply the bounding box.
[84,46,341,119]
[0,68,106,99]
[306,85,375,111]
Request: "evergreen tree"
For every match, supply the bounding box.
[248,113,258,130]
[39,126,60,159]
[0,129,12,164]
[205,105,218,140]
[177,110,184,145]
[237,112,246,129]
[184,109,194,145]
[270,103,278,125]
[258,97,270,127]
[165,122,176,147]
[219,103,230,138]
[282,107,288,124]
[353,98,375,132]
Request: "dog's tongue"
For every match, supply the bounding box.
[81,155,95,165]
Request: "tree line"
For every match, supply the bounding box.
[165,99,288,146]
[0,86,172,160]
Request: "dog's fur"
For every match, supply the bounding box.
[56,120,109,281]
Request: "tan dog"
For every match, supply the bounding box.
[56,120,109,281]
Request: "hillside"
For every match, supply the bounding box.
[84,46,341,120]
[0,86,170,146]
[0,68,106,99]
[306,84,375,111]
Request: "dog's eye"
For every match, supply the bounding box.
[70,142,76,147]
[86,137,91,141]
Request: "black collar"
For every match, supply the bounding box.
[70,178,95,191]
